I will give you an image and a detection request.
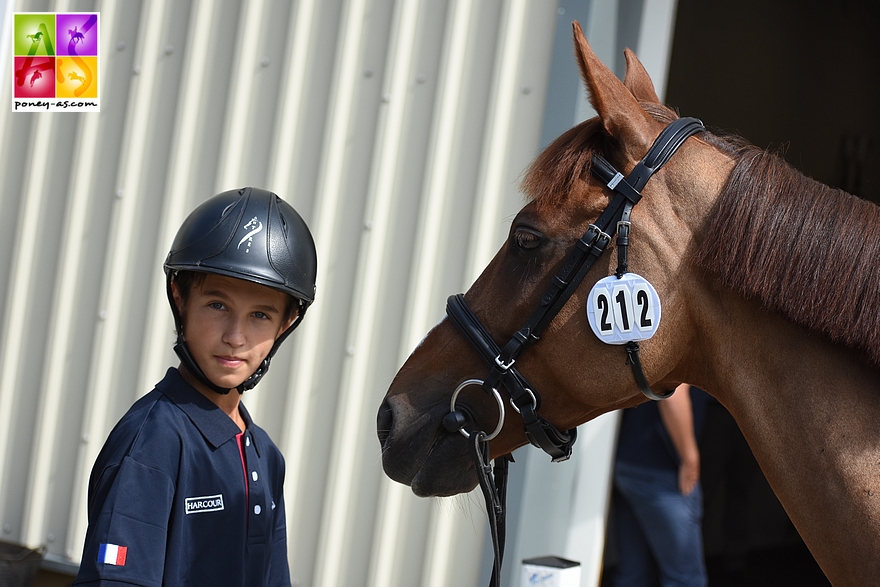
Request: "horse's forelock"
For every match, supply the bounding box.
[522,104,679,210]
[521,119,605,209]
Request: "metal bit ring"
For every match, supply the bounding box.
[448,379,506,441]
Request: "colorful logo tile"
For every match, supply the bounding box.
[57,56,98,99]
[12,12,100,112]
[56,14,99,56]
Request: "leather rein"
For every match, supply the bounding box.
[443,117,705,586]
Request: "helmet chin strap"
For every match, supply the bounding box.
[173,339,240,395]
[172,317,288,395]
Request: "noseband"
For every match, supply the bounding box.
[444,117,704,586]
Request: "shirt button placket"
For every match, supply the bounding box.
[245,432,266,536]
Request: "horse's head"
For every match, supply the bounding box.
[378,22,732,496]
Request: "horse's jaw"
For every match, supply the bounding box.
[377,396,479,496]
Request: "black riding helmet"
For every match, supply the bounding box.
[164,187,317,394]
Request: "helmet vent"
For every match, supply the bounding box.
[220,201,237,219]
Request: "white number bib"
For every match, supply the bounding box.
[586,273,661,345]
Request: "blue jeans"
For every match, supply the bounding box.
[609,462,707,587]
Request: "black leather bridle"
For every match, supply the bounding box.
[443,117,705,587]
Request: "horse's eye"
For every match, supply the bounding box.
[512,228,542,250]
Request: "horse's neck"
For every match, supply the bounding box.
[695,291,880,585]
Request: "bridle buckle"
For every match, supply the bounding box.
[588,223,611,246]
[494,355,515,371]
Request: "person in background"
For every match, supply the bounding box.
[606,383,710,587]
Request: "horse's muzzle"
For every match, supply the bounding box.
[376,396,478,496]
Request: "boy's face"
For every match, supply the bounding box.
[172,273,296,391]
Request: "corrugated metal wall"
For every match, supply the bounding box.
[0,0,562,585]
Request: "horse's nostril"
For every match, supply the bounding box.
[377,400,393,445]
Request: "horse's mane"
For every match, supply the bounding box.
[522,105,880,367]
[694,137,880,367]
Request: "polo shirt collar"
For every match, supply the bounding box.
[157,368,256,450]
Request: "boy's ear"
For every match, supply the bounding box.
[170,281,185,314]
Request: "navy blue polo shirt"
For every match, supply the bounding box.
[73,368,291,586]
[616,386,709,471]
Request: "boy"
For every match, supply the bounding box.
[73,187,317,586]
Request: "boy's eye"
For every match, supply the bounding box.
[209,302,226,310]
[253,312,270,320]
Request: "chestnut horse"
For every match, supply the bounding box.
[378,22,880,586]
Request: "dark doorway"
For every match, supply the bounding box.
[665,0,880,204]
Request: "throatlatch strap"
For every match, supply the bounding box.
[625,342,674,401]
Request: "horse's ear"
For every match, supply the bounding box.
[572,21,656,158]
[623,48,661,104]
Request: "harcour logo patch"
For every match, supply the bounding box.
[185,494,225,514]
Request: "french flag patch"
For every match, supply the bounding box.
[97,543,128,566]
